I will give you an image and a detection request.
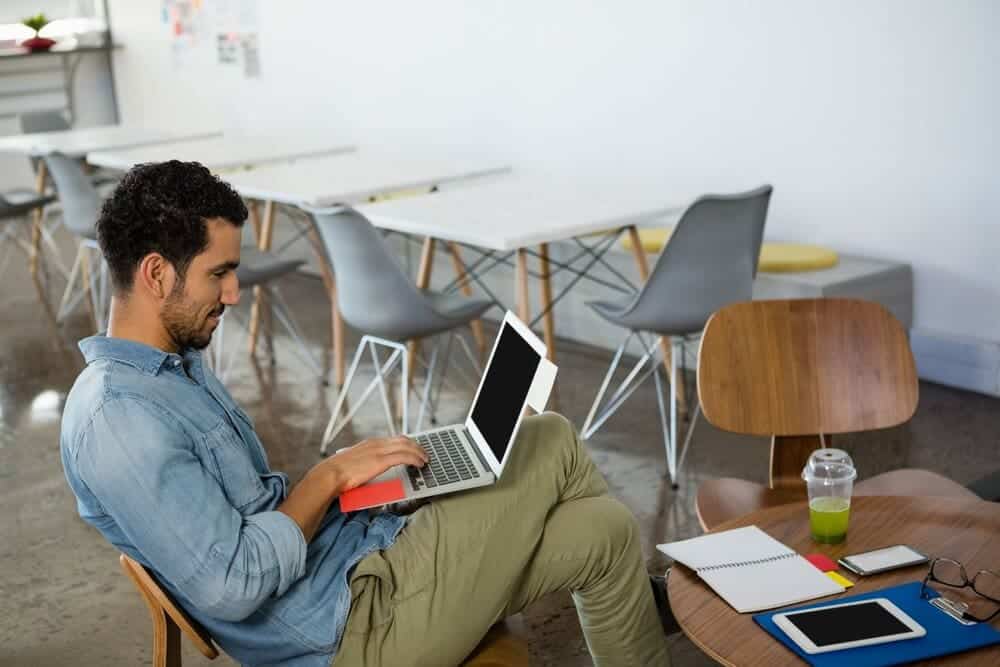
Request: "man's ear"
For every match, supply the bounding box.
[136,253,177,301]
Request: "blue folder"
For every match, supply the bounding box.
[753,582,1000,666]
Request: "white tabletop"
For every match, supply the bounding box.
[355,172,687,250]
[221,149,510,207]
[87,134,356,172]
[0,125,219,158]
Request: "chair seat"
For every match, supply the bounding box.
[855,468,978,500]
[462,617,530,667]
[236,247,304,287]
[1,189,56,218]
[423,290,494,325]
[697,469,978,531]
[586,297,701,337]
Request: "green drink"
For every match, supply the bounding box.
[809,496,851,543]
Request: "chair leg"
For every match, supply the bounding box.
[414,340,441,432]
[321,336,406,454]
[582,332,661,439]
[582,334,631,437]
[652,357,674,483]
[369,341,397,437]
[266,285,323,378]
[56,244,84,321]
[154,612,182,667]
[428,332,456,425]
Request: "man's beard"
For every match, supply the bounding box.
[161,280,222,351]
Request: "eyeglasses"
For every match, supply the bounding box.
[920,557,1000,623]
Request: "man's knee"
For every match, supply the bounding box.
[519,411,579,457]
[578,497,641,566]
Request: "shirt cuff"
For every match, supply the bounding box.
[245,510,308,596]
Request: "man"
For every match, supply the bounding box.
[60,161,672,666]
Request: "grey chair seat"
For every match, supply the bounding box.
[586,297,703,336]
[236,247,303,288]
[1,190,56,219]
[422,290,494,328]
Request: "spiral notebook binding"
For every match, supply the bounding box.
[697,551,796,572]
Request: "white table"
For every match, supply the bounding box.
[0,125,219,158]
[0,124,219,287]
[86,134,356,173]
[355,173,687,364]
[223,149,509,208]
[223,149,511,384]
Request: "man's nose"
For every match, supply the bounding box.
[222,276,241,306]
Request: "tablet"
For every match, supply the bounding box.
[773,598,925,654]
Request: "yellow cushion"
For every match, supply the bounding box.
[620,227,673,254]
[620,229,839,273]
[758,243,839,272]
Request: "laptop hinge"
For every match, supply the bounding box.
[466,428,494,475]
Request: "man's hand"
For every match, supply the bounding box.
[324,436,428,493]
[279,436,427,543]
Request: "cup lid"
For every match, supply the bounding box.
[802,448,857,484]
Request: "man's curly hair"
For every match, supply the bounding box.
[97,160,247,293]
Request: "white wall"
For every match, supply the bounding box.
[106,0,999,345]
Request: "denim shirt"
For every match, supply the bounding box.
[60,335,405,666]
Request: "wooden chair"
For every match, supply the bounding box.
[120,554,528,667]
[694,298,977,531]
[119,554,218,667]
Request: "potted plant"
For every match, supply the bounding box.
[21,13,56,52]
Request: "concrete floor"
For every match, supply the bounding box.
[2,256,999,666]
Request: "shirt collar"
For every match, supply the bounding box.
[78,334,195,376]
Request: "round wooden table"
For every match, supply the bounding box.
[667,496,1000,665]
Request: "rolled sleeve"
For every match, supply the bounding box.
[244,511,307,597]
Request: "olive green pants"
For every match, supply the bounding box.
[332,413,670,666]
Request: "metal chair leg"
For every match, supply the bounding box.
[414,340,441,432]
[321,336,405,454]
[582,333,632,437]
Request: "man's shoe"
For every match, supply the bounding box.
[649,571,681,635]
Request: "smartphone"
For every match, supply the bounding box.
[838,545,929,576]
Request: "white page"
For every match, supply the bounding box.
[700,556,844,613]
[656,526,792,570]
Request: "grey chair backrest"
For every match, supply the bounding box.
[310,208,457,339]
[620,185,772,334]
[42,153,102,239]
[20,110,70,134]
[20,111,70,174]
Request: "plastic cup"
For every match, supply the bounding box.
[802,449,858,544]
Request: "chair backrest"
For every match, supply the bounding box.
[20,109,70,134]
[616,185,772,334]
[697,298,918,488]
[119,554,219,662]
[42,153,102,238]
[20,110,71,174]
[310,208,451,338]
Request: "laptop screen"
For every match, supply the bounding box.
[470,322,541,462]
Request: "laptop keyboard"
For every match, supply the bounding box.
[408,429,481,490]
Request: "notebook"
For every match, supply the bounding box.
[657,526,844,613]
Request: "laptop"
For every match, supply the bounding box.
[339,311,554,512]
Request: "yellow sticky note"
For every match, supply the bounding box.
[826,571,854,588]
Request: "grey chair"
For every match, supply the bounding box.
[312,208,495,454]
[581,185,773,485]
[0,190,57,279]
[43,153,108,327]
[209,247,322,382]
